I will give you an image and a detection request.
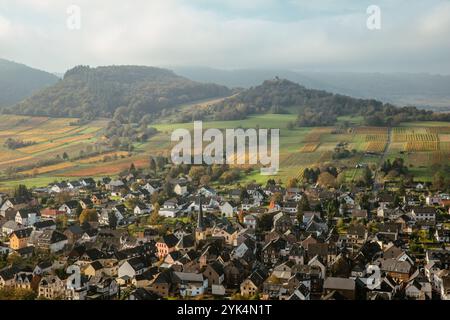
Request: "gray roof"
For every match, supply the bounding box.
[324,277,355,291]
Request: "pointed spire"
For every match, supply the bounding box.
[197,195,204,231]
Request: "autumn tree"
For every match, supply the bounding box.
[79,209,98,224]
[149,157,157,173]
[149,203,160,225]
[200,175,211,186]
[286,178,299,189]
[317,172,337,188]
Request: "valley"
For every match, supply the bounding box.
[1,112,449,192]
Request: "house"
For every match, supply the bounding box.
[220,201,236,218]
[435,229,450,243]
[33,261,53,276]
[40,208,66,219]
[0,266,18,288]
[59,200,79,216]
[240,269,267,297]
[37,230,68,253]
[1,220,21,237]
[38,275,67,299]
[84,261,105,277]
[88,277,119,299]
[243,214,257,230]
[351,209,368,220]
[173,272,208,297]
[198,186,217,197]
[303,211,321,224]
[156,234,179,259]
[118,257,150,281]
[142,182,159,195]
[68,181,82,190]
[106,180,125,191]
[80,178,96,188]
[347,224,368,245]
[379,258,412,282]
[174,183,188,196]
[9,228,33,250]
[64,225,85,245]
[411,207,436,222]
[202,261,225,287]
[134,203,152,215]
[323,277,356,300]
[15,208,40,227]
[148,271,172,297]
[14,272,35,290]
[33,220,57,232]
[50,182,69,193]
[159,199,181,218]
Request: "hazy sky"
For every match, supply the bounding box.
[0,0,449,74]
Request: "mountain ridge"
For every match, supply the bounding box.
[0,58,59,107]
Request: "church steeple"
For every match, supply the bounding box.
[195,195,206,244]
[197,195,204,231]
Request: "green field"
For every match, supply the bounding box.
[0,113,449,191]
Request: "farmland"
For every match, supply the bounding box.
[0,113,449,191]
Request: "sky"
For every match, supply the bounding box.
[0,0,449,74]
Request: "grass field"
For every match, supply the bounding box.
[0,113,449,190]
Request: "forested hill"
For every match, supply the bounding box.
[0,59,59,107]
[205,78,450,126]
[11,65,231,121]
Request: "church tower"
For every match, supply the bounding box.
[195,195,206,243]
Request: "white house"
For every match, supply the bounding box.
[173,272,208,297]
[15,209,40,227]
[174,183,188,196]
[134,203,152,215]
[220,202,235,218]
[243,214,257,230]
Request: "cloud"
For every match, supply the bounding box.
[0,15,11,37]
[0,0,448,74]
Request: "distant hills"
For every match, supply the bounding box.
[11,65,231,120]
[0,59,59,108]
[173,67,450,111]
[191,78,449,126]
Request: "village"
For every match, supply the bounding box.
[0,161,450,301]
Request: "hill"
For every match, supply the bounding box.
[0,59,59,107]
[11,65,231,121]
[173,67,450,111]
[190,78,450,126]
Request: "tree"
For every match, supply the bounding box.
[109,212,118,229]
[270,192,283,204]
[79,209,98,224]
[317,172,337,188]
[189,166,206,181]
[129,163,137,174]
[149,157,157,173]
[200,175,211,186]
[286,178,299,189]
[56,214,68,230]
[149,203,160,225]
[433,171,447,191]
[297,195,311,215]
[14,184,31,201]
[361,167,373,186]
[62,152,69,160]
[75,203,83,217]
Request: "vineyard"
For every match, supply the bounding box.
[303,128,332,143]
[405,141,440,152]
[352,127,388,135]
[365,141,387,153]
[300,143,320,153]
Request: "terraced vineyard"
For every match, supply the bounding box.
[0,113,449,189]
